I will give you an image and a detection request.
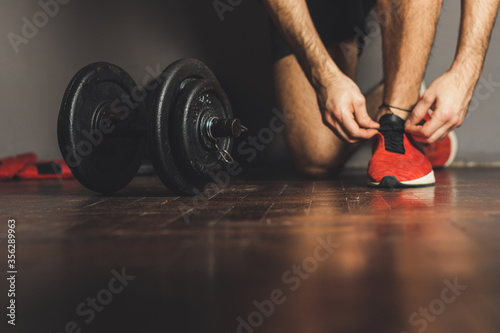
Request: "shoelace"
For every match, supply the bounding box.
[379,122,405,154]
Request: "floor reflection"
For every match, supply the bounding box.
[7,169,500,332]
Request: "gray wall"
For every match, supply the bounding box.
[1,0,499,167]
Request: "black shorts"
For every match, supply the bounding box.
[269,0,377,62]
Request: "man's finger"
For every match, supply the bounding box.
[353,103,380,129]
[404,123,426,141]
[407,92,435,126]
[427,121,453,143]
[334,122,357,143]
[407,115,446,140]
[343,112,378,140]
[323,113,356,143]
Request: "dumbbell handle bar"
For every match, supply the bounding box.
[205,117,247,140]
[109,118,246,139]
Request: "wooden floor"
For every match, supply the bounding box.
[1,168,500,333]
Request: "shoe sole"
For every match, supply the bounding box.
[368,170,436,188]
[443,130,458,168]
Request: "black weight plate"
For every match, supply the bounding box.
[150,58,219,195]
[58,62,146,193]
[172,79,233,189]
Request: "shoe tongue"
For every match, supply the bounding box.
[378,114,405,154]
[379,114,405,129]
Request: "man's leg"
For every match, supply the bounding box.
[274,40,382,177]
[377,0,443,119]
[367,0,443,188]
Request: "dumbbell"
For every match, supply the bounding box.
[57,58,246,195]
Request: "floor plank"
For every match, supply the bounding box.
[1,167,499,332]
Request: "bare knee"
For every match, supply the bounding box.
[287,137,355,178]
[295,157,344,178]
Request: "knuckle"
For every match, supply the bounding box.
[422,94,434,104]
[451,116,462,126]
[411,109,424,120]
[421,128,432,138]
[441,111,453,122]
[332,108,342,119]
[355,97,365,107]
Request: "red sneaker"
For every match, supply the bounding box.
[368,114,435,188]
[410,113,458,168]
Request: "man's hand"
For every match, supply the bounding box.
[406,0,499,143]
[315,71,379,143]
[262,0,378,143]
[406,69,475,143]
